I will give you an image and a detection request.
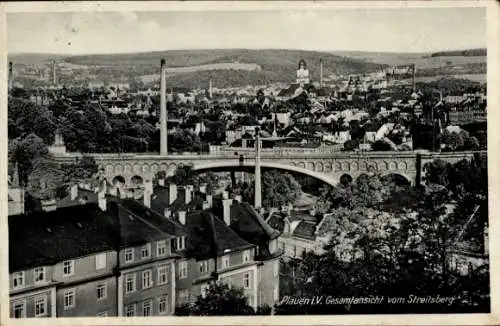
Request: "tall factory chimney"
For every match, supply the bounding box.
[411,64,416,93]
[209,79,213,99]
[160,59,168,156]
[254,128,262,209]
[320,59,323,87]
[8,62,13,91]
[52,60,57,86]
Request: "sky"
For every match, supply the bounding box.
[7,7,487,54]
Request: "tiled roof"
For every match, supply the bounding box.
[184,210,253,261]
[9,198,187,273]
[57,188,98,209]
[292,220,317,240]
[266,213,285,233]
[119,198,187,238]
[229,202,280,245]
[9,203,117,272]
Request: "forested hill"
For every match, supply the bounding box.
[429,48,486,57]
[9,49,387,88]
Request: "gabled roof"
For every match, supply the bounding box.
[292,220,317,240]
[229,202,280,245]
[57,187,98,209]
[184,210,253,261]
[9,203,118,272]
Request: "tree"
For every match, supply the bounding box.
[372,139,393,151]
[343,139,358,151]
[176,282,255,316]
[8,134,49,186]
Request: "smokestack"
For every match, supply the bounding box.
[254,128,262,209]
[8,62,13,91]
[209,79,213,99]
[160,59,168,155]
[143,190,151,208]
[412,64,416,93]
[320,59,323,88]
[52,60,57,86]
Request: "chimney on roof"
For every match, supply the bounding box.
[178,210,186,225]
[234,195,242,203]
[41,199,57,212]
[98,191,107,211]
[70,184,78,200]
[145,179,153,194]
[222,191,229,200]
[199,184,207,194]
[143,189,152,208]
[158,178,165,187]
[206,194,213,208]
[164,208,171,218]
[202,201,211,210]
[169,184,177,204]
[222,199,232,226]
[185,185,194,204]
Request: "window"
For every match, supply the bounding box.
[157,240,168,257]
[177,237,185,250]
[125,273,136,294]
[12,271,24,289]
[243,250,251,262]
[124,248,134,263]
[157,265,169,285]
[142,300,152,316]
[141,244,151,259]
[274,261,279,277]
[95,253,107,270]
[97,311,108,317]
[199,260,209,274]
[97,282,107,300]
[64,288,76,309]
[158,295,168,314]
[34,267,45,283]
[63,260,74,276]
[142,270,153,289]
[125,303,136,317]
[13,300,25,318]
[170,238,177,251]
[222,255,230,269]
[243,273,250,289]
[35,295,47,317]
[179,261,188,279]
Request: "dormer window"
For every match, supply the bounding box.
[13,272,24,289]
[34,267,45,283]
[141,244,151,259]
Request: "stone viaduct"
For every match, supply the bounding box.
[50,148,483,188]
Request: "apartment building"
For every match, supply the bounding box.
[144,181,283,309]
[9,180,282,317]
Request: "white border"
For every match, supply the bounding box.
[0,1,498,325]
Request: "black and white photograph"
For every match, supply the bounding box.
[2,1,495,323]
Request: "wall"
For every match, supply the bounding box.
[57,276,117,317]
[257,258,280,307]
[10,288,54,318]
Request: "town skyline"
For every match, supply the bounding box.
[7,8,486,55]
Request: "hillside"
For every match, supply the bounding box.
[10,49,386,87]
